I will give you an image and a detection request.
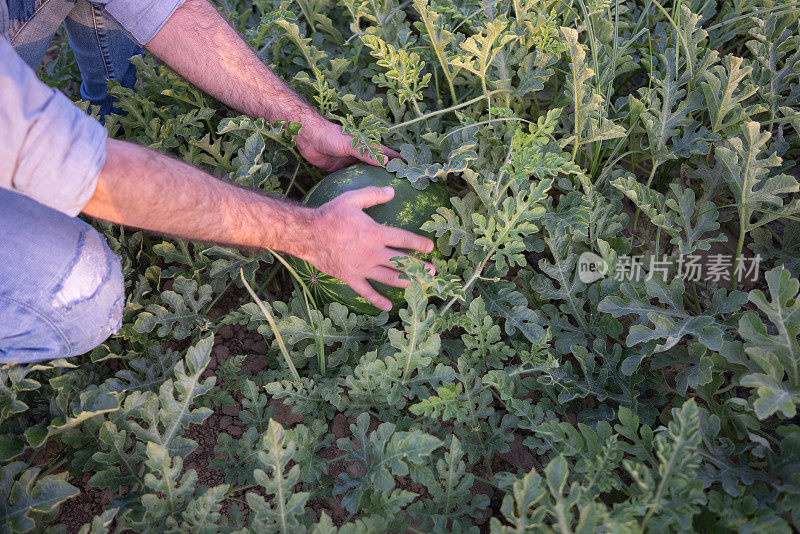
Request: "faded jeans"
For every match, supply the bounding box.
[0,190,124,363]
[1,0,138,362]
[9,0,142,115]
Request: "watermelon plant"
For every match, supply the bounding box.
[5,0,800,531]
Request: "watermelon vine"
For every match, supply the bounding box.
[5,0,800,531]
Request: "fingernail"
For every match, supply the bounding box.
[382,303,392,311]
[383,186,394,195]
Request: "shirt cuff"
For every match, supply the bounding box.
[14,91,107,217]
[101,0,187,46]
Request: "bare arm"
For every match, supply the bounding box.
[83,139,433,310]
[145,0,397,171]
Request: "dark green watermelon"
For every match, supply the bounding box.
[288,163,451,315]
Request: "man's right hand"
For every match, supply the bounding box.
[306,186,435,311]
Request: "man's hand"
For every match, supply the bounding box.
[307,186,435,311]
[296,116,401,172]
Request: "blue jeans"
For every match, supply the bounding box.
[0,189,124,363]
[8,0,142,116]
[2,0,134,362]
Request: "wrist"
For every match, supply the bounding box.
[281,204,324,262]
[295,111,328,139]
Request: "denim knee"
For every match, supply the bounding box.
[49,227,125,358]
[0,225,125,363]
[0,195,125,364]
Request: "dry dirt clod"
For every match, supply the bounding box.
[221,404,240,416]
[219,415,233,430]
[214,345,230,360]
[332,414,350,439]
[499,434,537,472]
[345,461,367,478]
[272,400,304,426]
[217,324,234,339]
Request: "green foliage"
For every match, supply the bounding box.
[133,277,213,340]
[362,33,430,113]
[0,464,77,533]
[410,437,488,532]
[247,420,310,533]
[717,121,800,236]
[560,27,625,157]
[10,0,800,531]
[333,413,442,514]
[723,267,800,419]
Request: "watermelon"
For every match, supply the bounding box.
[289,163,451,315]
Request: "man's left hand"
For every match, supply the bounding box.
[295,116,400,172]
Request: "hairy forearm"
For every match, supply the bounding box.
[83,139,318,259]
[145,0,398,171]
[146,0,320,127]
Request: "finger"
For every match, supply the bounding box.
[349,145,386,167]
[325,156,358,173]
[368,266,411,289]
[382,145,402,161]
[350,279,393,311]
[348,142,400,167]
[381,249,410,268]
[383,227,434,254]
[342,186,395,209]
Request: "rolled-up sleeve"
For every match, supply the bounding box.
[0,39,107,217]
[93,0,187,46]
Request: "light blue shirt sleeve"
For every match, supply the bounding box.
[93,0,187,46]
[0,38,107,217]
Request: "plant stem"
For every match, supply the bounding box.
[388,90,510,131]
[240,270,301,381]
[631,164,658,232]
[439,251,492,315]
[418,3,459,105]
[205,279,234,315]
[732,221,745,291]
[284,162,301,197]
[41,457,67,477]
[256,264,283,295]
